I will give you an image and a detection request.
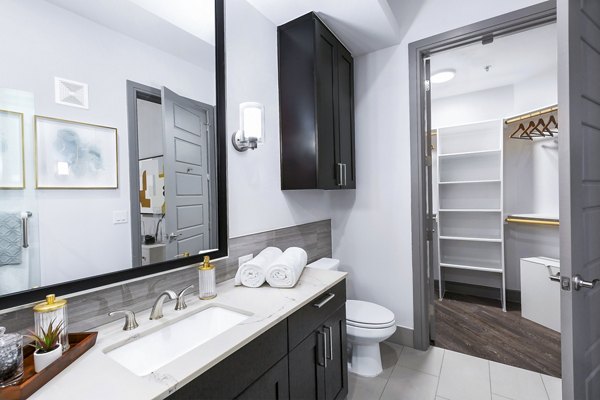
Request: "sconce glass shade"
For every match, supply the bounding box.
[232,102,264,152]
[240,102,264,142]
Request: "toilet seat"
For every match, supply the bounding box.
[347,319,396,329]
[346,300,395,328]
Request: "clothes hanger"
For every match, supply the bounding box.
[530,118,548,137]
[510,122,533,140]
[544,115,558,135]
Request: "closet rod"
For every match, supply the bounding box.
[504,106,558,124]
[505,216,559,226]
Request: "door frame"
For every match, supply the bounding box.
[126,80,162,267]
[408,1,557,351]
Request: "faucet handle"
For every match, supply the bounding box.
[109,310,139,331]
[175,285,194,311]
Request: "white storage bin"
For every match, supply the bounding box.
[520,257,560,332]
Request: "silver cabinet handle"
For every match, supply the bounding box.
[322,330,328,368]
[573,275,599,290]
[343,163,347,186]
[325,325,333,360]
[313,293,335,308]
[175,284,194,310]
[337,163,343,186]
[108,310,139,331]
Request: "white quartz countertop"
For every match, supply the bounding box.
[30,268,347,400]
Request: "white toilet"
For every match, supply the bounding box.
[307,258,397,378]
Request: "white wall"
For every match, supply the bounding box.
[0,0,214,286]
[225,0,333,238]
[432,85,516,128]
[331,0,546,329]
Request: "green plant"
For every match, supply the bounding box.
[27,319,64,354]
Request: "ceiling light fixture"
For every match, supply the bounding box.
[430,69,456,84]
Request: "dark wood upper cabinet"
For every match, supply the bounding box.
[278,12,356,190]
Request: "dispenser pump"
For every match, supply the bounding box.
[198,255,217,299]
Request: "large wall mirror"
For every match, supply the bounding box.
[0,0,227,309]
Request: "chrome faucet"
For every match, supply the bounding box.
[108,310,139,331]
[175,285,194,311]
[149,290,177,320]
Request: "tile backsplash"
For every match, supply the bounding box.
[0,220,332,334]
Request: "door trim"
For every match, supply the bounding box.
[408,1,557,350]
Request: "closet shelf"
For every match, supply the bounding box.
[440,263,503,273]
[438,179,501,185]
[438,149,501,158]
[439,236,502,243]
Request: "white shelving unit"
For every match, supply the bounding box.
[436,120,506,311]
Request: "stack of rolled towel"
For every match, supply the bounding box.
[234,247,308,288]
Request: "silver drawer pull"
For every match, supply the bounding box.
[313,293,335,308]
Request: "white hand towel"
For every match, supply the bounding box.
[266,247,308,288]
[234,247,283,287]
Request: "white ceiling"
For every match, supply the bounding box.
[245,0,424,56]
[45,0,215,71]
[128,0,214,45]
[430,23,557,99]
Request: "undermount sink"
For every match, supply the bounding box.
[104,305,251,376]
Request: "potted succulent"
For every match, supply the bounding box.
[28,319,64,373]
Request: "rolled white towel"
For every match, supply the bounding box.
[265,247,308,288]
[234,247,282,287]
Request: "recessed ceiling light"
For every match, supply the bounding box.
[431,69,456,84]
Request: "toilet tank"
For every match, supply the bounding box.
[307,258,340,271]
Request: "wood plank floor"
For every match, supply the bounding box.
[434,292,561,378]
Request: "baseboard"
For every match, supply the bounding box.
[388,325,414,347]
[434,280,521,304]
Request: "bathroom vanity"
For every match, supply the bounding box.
[26,268,347,400]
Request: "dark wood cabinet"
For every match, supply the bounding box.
[167,280,347,400]
[288,306,348,400]
[236,356,289,400]
[289,330,326,400]
[278,12,356,190]
[323,306,348,400]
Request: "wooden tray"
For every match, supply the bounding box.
[0,332,97,400]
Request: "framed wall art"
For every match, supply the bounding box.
[0,109,25,189]
[35,116,118,189]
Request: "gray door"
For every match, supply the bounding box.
[162,87,211,259]
[423,58,436,343]
[559,0,600,398]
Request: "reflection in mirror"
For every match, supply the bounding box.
[0,0,218,297]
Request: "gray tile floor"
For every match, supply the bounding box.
[348,342,562,400]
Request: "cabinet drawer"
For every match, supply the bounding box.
[288,280,346,350]
[168,320,288,399]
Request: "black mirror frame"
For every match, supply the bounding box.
[0,0,227,310]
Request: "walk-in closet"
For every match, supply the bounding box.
[428,21,561,377]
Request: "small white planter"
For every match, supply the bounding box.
[33,343,62,373]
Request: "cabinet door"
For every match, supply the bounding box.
[336,47,355,189]
[289,330,326,400]
[236,356,289,400]
[315,19,341,190]
[323,306,349,400]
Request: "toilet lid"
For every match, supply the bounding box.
[346,300,395,326]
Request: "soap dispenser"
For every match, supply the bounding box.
[198,255,217,300]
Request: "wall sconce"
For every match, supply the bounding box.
[232,102,264,152]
